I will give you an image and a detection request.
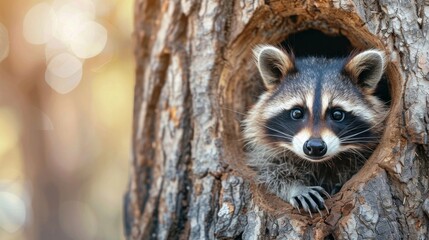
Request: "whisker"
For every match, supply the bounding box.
[259,123,294,139]
[340,124,380,140]
[341,141,379,144]
[264,134,293,141]
[338,120,385,139]
[336,119,363,137]
[338,124,371,138]
[220,107,247,116]
[341,136,380,140]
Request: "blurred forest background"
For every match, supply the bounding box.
[0,0,134,239]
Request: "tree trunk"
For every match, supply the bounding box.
[125,0,429,239]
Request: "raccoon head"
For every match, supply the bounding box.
[244,45,387,162]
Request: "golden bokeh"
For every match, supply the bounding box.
[0,0,134,239]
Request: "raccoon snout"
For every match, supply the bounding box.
[303,139,327,157]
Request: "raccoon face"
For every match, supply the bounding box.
[244,45,387,162]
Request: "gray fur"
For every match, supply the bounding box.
[243,45,388,216]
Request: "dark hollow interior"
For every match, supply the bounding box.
[281,29,353,58]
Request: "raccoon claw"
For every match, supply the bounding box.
[289,186,330,217]
[290,197,300,213]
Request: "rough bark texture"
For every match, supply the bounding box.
[125,0,429,239]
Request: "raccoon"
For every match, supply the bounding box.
[243,45,388,216]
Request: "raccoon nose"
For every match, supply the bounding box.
[303,139,327,157]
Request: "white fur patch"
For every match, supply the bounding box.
[291,129,311,158]
[305,93,314,116]
[321,94,330,118]
[321,129,340,157]
[264,97,303,119]
[291,129,341,162]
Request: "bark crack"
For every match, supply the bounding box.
[129,0,429,239]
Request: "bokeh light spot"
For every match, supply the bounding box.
[0,192,26,233]
[70,21,107,59]
[0,23,9,62]
[45,53,83,94]
[2,0,135,239]
[54,1,95,43]
[45,38,68,62]
[23,2,55,45]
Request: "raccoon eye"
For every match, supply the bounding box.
[290,108,304,120]
[331,110,345,122]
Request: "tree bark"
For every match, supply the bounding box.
[125,0,429,239]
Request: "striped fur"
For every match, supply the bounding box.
[243,45,388,215]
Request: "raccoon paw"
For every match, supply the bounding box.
[289,186,331,217]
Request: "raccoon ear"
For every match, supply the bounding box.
[253,45,295,90]
[344,50,386,91]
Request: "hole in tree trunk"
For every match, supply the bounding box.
[220,16,398,216]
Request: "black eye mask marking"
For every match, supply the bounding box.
[265,108,307,143]
[327,109,374,145]
[264,105,376,148]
